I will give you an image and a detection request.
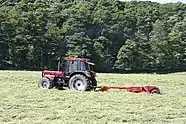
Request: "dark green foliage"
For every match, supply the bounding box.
[0,0,186,72]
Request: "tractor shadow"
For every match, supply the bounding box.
[55,87,66,90]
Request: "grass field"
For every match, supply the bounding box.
[0,71,186,124]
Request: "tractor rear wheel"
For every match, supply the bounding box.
[39,77,54,89]
[90,77,97,87]
[69,74,90,91]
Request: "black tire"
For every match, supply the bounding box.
[150,88,161,94]
[38,77,54,89]
[69,74,90,91]
[91,78,97,87]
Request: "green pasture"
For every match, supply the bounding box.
[0,71,185,124]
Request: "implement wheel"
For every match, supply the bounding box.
[150,88,161,94]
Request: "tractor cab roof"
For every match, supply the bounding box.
[65,57,95,65]
[65,57,90,61]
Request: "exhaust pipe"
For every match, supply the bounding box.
[58,61,60,71]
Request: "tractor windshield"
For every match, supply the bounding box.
[80,61,94,71]
[80,61,89,71]
[85,62,90,70]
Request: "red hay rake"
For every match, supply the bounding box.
[93,85,161,94]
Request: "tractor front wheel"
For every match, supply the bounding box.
[69,74,90,91]
[39,77,54,89]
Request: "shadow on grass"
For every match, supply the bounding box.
[55,87,66,90]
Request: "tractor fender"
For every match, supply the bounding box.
[69,72,89,79]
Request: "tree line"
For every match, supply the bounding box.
[0,0,186,73]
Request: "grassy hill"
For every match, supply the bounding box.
[0,71,185,124]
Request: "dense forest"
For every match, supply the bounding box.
[0,0,186,72]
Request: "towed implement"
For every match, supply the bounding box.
[93,85,160,94]
[39,57,160,94]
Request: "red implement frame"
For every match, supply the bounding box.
[94,85,160,94]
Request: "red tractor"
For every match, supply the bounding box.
[38,57,97,91]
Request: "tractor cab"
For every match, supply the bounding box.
[64,58,95,71]
[61,58,96,78]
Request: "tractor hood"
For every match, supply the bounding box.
[42,70,64,77]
